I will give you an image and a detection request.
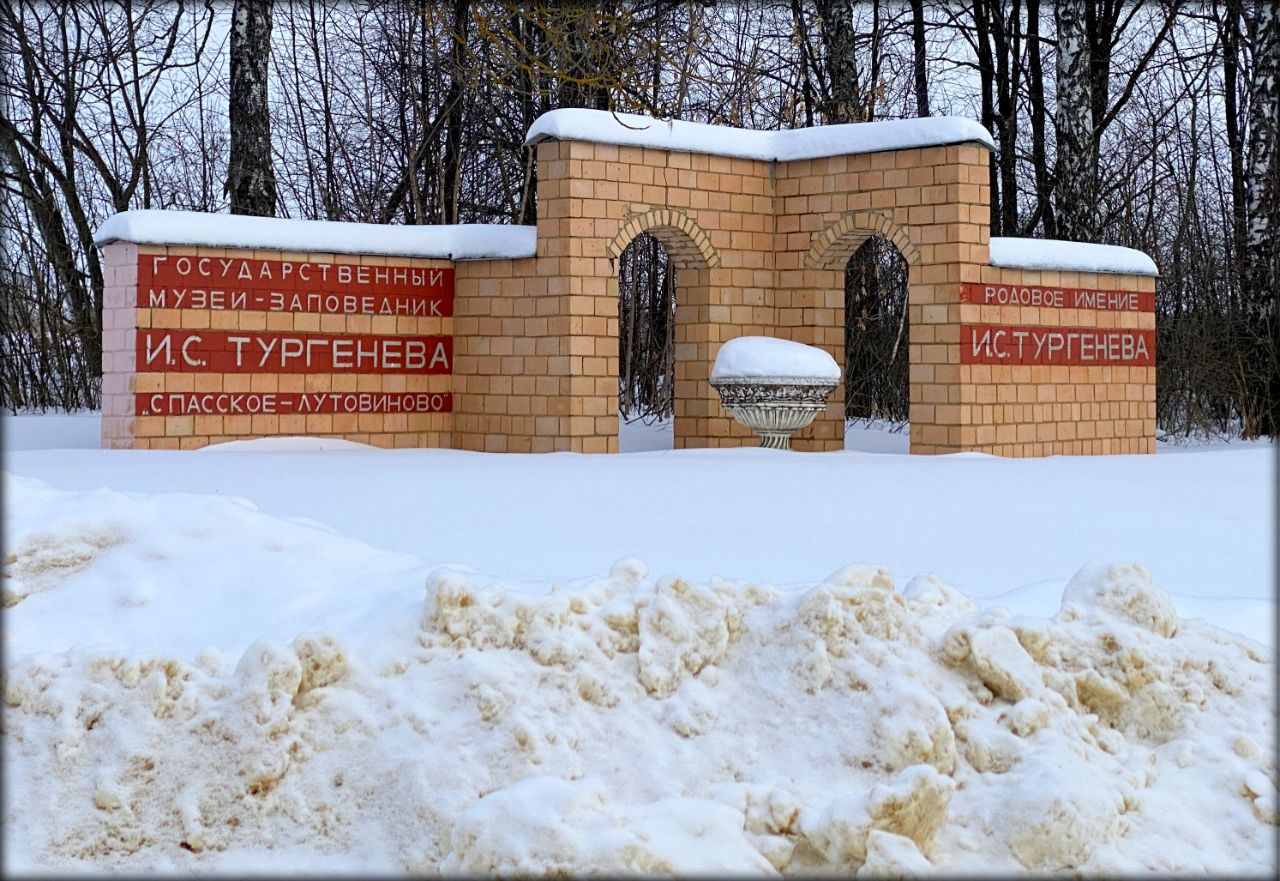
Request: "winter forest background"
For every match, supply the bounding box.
[2,0,1276,439]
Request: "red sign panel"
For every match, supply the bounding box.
[960,283,1154,312]
[136,329,451,374]
[130,252,455,427]
[136,391,452,417]
[961,324,1154,365]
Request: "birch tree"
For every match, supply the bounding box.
[1242,0,1278,436]
[227,0,277,216]
[1054,0,1097,241]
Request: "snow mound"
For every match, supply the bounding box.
[1,411,101,452]
[711,336,841,382]
[989,237,1159,276]
[4,494,1274,876]
[198,435,376,453]
[1,475,424,662]
[94,210,537,260]
[525,109,995,160]
[440,776,773,875]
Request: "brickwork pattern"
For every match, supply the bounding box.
[450,256,573,453]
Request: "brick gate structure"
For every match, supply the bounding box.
[97,110,1157,456]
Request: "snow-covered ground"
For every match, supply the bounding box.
[3,411,1276,875]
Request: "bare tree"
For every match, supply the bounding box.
[910,0,930,116]
[1,0,217,408]
[1024,0,1055,235]
[618,234,675,421]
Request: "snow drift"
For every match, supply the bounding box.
[3,477,1275,875]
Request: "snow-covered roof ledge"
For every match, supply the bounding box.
[989,237,1159,276]
[524,109,994,162]
[93,210,538,261]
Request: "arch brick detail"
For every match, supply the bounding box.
[804,210,921,269]
[605,208,721,269]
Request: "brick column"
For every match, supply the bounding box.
[101,242,143,448]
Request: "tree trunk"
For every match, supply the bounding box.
[1221,0,1247,269]
[227,0,277,216]
[1243,0,1279,436]
[1053,0,1097,241]
[1026,0,1055,236]
[909,0,929,117]
[815,0,862,123]
[991,0,1022,236]
[442,0,470,224]
[556,1,611,111]
[516,10,541,225]
[974,0,1001,235]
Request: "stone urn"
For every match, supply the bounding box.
[709,336,840,450]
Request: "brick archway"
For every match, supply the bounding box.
[99,111,1158,455]
[605,208,721,269]
[608,211,720,449]
[792,211,919,450]
[805,210,921,269]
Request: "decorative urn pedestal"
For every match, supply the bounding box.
[709,337,841,450]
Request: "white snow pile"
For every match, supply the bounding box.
[711,336,841,382]
[93,210,538,261]
[989,237,1159,276]
[525,108,996,161]
[197,436,376,453]
[3,477,1275,875]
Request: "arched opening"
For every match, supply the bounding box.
[843,236,910,452]
[606,209,720,452]
[617,232,676,452]
[801,210,918,453]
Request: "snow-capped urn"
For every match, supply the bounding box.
[710,337,840,450]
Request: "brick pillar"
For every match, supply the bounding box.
[778,267,846,452]
[100,241,141,449]
[524,139,620,452]
[908,145,991,454]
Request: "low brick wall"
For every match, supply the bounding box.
[98,114,1157,456]
[101,242,453,449]
[947,268,1157,456]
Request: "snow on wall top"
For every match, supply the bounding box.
[524,109,995,162]
[711,336,841,382]
[94,213,1157,279]
[989,237,1159,276]
[93,210,538,261]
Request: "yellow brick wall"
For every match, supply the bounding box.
[776,145,992,451]
[101,137,1156,457]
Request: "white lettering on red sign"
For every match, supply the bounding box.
[961,324,1154,365]
[959,283,1153,312]
[137,392,453,416]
